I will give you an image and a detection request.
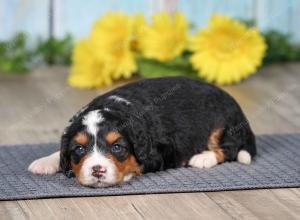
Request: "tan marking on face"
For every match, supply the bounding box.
[74,132,88,146]
[71,155,88,179]
[108,153,141,182]
[207,128,225,163]
[105,131,122,145]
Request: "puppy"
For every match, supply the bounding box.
[28,77,256,187]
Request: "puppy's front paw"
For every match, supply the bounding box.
[188,151,218,168]
[28,152,60,175]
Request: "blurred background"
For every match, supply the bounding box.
[1,0,300,41]
[0,0,300,146]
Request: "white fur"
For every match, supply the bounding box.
[28,151,60,175]
[78,150,117,187]
[82,110,104,137]
[123,173,134,182]
[108,95,131,105]
[188,151,218,168]
[237,150,251,165]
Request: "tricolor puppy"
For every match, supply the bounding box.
[28,77,256,187]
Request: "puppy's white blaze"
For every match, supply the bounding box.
[82,110,104,137]
[79,150,117,186]
[237,150,251,165]
[188,151,218,168]
[108,95,131,105]
[28,151,60,175]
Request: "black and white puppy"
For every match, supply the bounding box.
[28,77,256,187]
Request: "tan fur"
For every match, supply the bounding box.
[108,153,141,182]
[74,132,88,146]
[71,155,88,178]
[207,128,225,163]
[105,131,121,145]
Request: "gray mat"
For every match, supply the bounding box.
[0,134,300,201]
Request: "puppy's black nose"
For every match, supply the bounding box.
[92,165,106,178]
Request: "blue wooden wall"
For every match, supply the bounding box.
[0,0,300,42]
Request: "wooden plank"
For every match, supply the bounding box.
[222,63,300,134]
[242,64,300,129]
[290,188,300,198]
[0,201,28,220]
[13,194,234,220]
[270,189,300,216]
[93,193,233,220]
[205,191,259,220]
[18,198,100,220]
[207,189,300,220]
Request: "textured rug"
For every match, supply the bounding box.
[0,134,299,201]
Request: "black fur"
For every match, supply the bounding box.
[60,77,256,175]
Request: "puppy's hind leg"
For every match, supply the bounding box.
[28,151,60,175]
[189,128,225,169]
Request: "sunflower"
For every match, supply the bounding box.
[139,12,188,61]
[68,39,114,88]
[89,12,138,79]
[190,14,266,85]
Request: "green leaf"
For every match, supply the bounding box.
[263,30,300,65]
[137,55,198,79]
[0,32,30,74]
[34,34,73,65]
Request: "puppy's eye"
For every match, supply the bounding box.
[74,145,85,156]
[111,144,122,153]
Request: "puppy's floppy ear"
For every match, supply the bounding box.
[125,114,164,173]
[60,106,88,178]
[59,132,74,178]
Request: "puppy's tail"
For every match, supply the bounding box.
[237,134,256,165]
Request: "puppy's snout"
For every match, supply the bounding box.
[92,165,106,178]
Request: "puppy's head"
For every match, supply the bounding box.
[60,109,143,187]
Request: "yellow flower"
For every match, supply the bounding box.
[131,13,145,52]
[139,12,188,61]
[69,12,145,88]
[68,39,114,88]
[190,15,266,85]
[90,12,138,79]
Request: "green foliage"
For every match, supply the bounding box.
[0,33,32,73]
[34,34,73,65]
[263,30,300,65]
[0,32,73,73]
[238,18,256,28]
[137,52,198,79]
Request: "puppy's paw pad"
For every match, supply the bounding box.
[28,157,59,175]
[188,151,218,168]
